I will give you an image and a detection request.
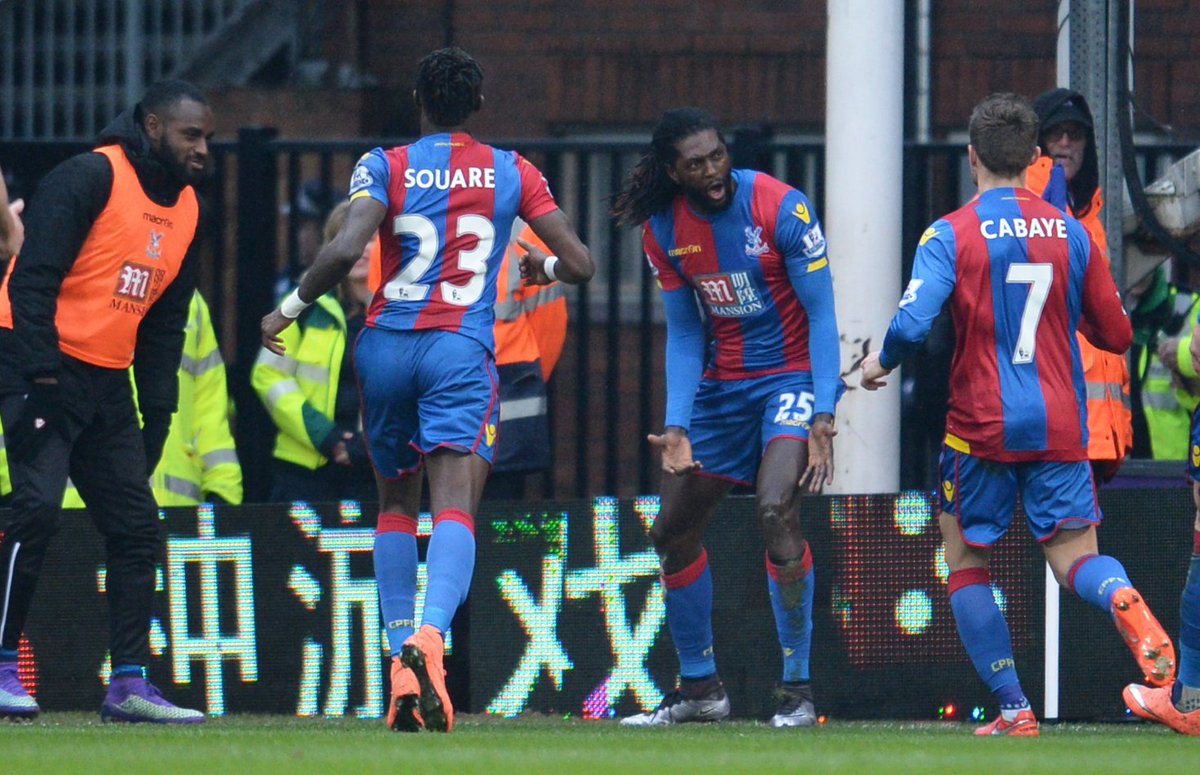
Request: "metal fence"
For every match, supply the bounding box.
[1,134,1194,500]
[1,0,257,139]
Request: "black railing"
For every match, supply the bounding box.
[2,135,1194,501]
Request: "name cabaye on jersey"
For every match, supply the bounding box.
[979,216,1067,240]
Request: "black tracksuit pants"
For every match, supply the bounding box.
[0,356,160,668]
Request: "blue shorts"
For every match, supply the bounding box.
[687,371,843,486]
[355,327,500,478]
[1190,405,1200,482]
[938,444,1101,546]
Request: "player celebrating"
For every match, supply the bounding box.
[611,107,841,727]
[861,93,1174,737]
[261,47,593,733]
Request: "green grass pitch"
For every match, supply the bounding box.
[2,714,1194,774]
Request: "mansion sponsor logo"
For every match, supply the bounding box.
[695,271,764,317]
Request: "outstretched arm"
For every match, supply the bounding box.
[261,196,384,354]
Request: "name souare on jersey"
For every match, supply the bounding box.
[349,132,558,353]
[643,169,841,415]
[881,187,1131,462]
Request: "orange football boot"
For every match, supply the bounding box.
[387,656,423,732]
[974,709,1040,737]
[1111,588,1176,687]
[1123,683,1200,736]
[400,625,453,732]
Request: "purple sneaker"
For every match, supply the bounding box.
[0,661,39,719]
[100,675,204,724]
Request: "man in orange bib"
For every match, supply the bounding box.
[0,80,213,723]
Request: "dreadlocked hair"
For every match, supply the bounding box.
[416,47,484,128]
[611,107,724,227]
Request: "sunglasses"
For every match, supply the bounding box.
[1042,123,1086,143]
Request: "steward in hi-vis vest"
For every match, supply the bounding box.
[0,80,213,723]
[489,221,568,492]
[1026,87,1132,481]
[252,292,349,471]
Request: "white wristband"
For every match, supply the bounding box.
[542,255,560,282]
[279,289,312,319]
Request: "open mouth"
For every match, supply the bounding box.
[705,181,727,203]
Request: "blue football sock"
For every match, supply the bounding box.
[1179,553,1200,689]
[0,648,17,662]
[663,548,716,680]
[421,510,476,633]
[766,544,814,684]
[948,568,1026,704]
[112,664,143,678]
[374,512,419,656]
[1067,554,1132,612]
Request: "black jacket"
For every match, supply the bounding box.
[0,108,204,417]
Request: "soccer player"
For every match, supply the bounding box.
[610,107,841,727]
[861,93,1175,737]
[1121,327,1200,735]
[261,47,593,733]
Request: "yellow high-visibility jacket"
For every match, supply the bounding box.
[1139,291,1200,460]
[155,291,242,504]
[0,416,9,499]
[251,292,345,470]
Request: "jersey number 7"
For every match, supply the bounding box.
[1005,263,1052,365]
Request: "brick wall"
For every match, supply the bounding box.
[929,4,1056,129]
[358,0,827,137]
[250,0,1195,142]
[220,2,1199,142]
[1134,0,1200,135]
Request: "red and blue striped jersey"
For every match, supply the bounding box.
[880,187,1131,462]
[644,169,841,416]
[349,133,558,353]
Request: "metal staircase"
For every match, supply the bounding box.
[0,0,311,140]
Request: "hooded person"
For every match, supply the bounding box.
[1025,87,1132,480]
[0,79,213,723]
[1028,88,1102,225]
